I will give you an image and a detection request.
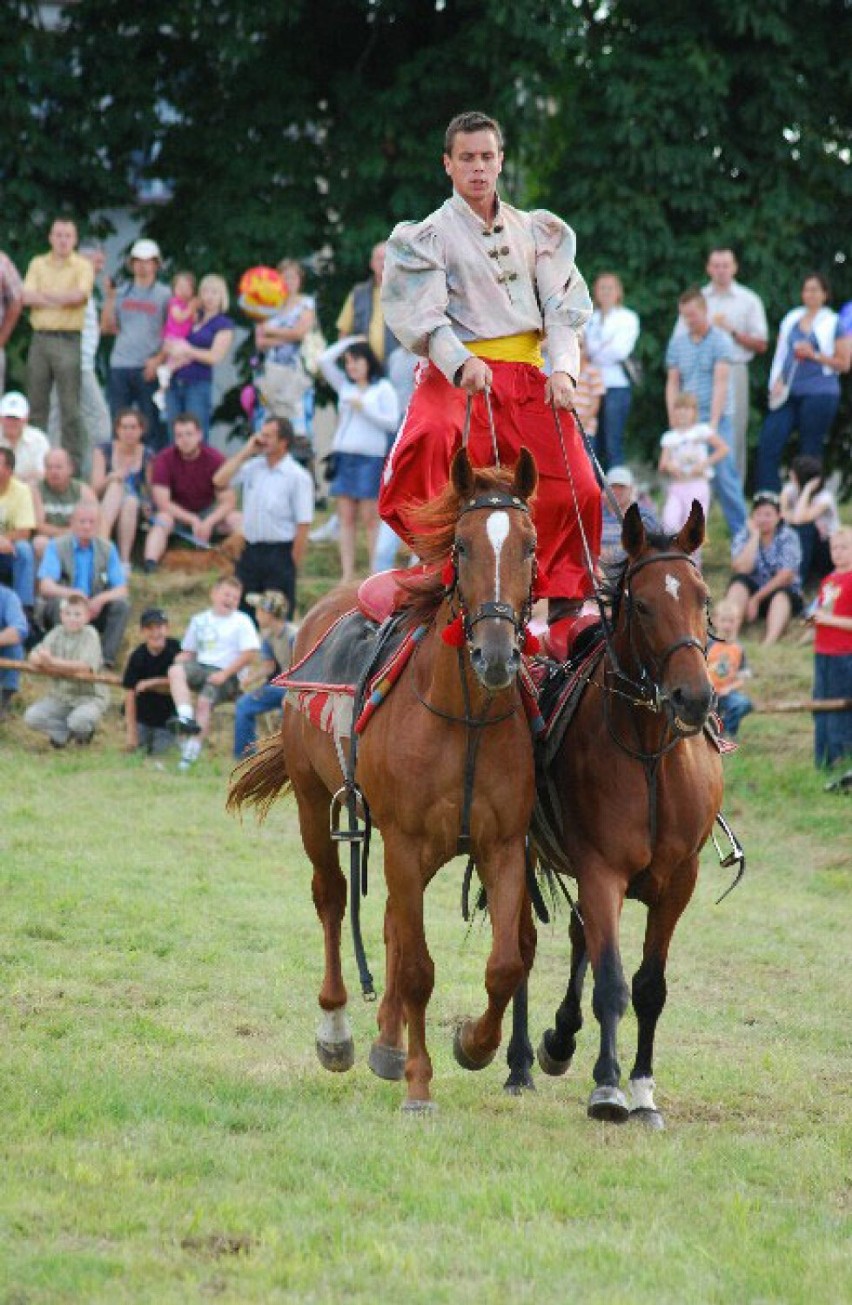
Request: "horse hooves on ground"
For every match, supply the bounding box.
[315,1036,356,1073]
[368,1041,406,1081]
[536,1035,572,1078]
[629,1107,666,1131]
[503,1072,536,1096]
[400,1098,438,1117]
[452,1022,496,1072]
[587,1085,629,1123]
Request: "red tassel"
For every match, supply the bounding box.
[441,557,456,588]
[522,628,541,655]
[441,614,466,647]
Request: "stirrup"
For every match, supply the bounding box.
[330,785,368,843]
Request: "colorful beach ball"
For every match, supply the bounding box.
[238,266,287,320]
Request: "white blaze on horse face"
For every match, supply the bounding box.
[485,510,511,601]
[665,573,681,601]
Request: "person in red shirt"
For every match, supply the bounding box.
[143,412,240,572]
[812,525,852,767]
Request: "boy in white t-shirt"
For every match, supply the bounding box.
[659,391,730,543]
[167,573,260,769]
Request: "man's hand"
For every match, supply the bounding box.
[207,670,228,687]
[88,594,107,619]
[194,516,213,544]
[544,371,576,410]
[0,535,14,555]
[458,356,492,394]
[142,358,159,383]
[746,595,761,623]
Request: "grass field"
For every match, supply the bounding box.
[1,513,850,1302]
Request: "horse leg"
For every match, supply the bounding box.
[538,908,588,1076]
[383,840,437,1112]
[583,867,630,1122]
[454,840,527,1073]
[504,894,538,1094]
[368,899,406,1082]
[628,855,699,1131]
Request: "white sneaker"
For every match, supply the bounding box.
[309,514,340,543]
[153,389,167,413]
[178,737,202,770]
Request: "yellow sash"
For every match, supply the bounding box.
[466,331,543,368]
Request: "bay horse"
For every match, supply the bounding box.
[230,448,539,1111]
[525,500,724,1128]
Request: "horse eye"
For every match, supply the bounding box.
[635,599,650,616]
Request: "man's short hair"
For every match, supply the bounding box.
[0,447,15,472]
[173,412,202,432]
[678,286,707,310]
[263,417,294,446]
[444,111,504,155]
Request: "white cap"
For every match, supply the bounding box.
[129,238,162,262]
[606,465,634,488]
[0,391,30,420]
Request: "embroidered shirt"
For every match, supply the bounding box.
[731,522,802,593]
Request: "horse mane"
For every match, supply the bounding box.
[602,528,682,625]
[396,464,523,630]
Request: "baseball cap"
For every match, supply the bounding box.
[129,238,162,262]
[752,489,781,509]
[139,606,168,626]
[606,465,635,488]
[246,590,288,619]
[0,391,30,420]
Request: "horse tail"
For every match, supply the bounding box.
[227,735,291,822]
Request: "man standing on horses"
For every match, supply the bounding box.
[379,110,601,652]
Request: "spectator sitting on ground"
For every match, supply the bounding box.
[779,454,840,588]
[811,526,852,770]
[32,447,96,560]
[90,407,152,577]
[24,591,109,747]
[233,590,295,759]
[0,447,36,620]
[599,465,660,567]
[167,574,260,771]
[0,391,50,486]
[38,500,130,667]
[0,581,28,719]
[726,490,803,645]
[708,599,753,738]
[143,412,240,573]
[122,606,181,756]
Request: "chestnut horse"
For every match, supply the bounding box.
[230,449,539,1111]
[527,501,724,1128]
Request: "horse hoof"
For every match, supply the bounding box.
[536,1035,572,1078]
[503,1073,536,1096]
[368,1041,406,1081]
[587,1085,629,1123]
[400,1098,438,1117]
[453,1022,496,1072]
[629,1107,666,1131]
[315,1037,355,1073]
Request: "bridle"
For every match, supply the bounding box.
[444,488,537,649]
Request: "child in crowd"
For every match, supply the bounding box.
[707,598,753,738]
[780,454,840,588]
[659,392,730,552]
[233,590,296,759]
[122,606,181,755]
[811,526,852,769]
[24,592,109,746]
[155,270,198,411]
[167,574,260,771]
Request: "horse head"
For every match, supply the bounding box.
[618,500,714,733]
[448,447,539,692]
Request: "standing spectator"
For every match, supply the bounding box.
[100,238,170,450]
[726,490,803,645]
[38,500,130,667]
[122,606,181,755]
[780,454,840,587]
[0,448,36,616]
[811,527,852,769]
[153,270,198,411]
[77,243,112,466]
[143,412,240,573]
[213,418,313,620]
[24,591,109,746]
[21,216,93,469]
[318,337,400,584]
[0,391,50,485]
[0,582,28,719]
[255,259,316,438]
[0,249,24,393]
[90,408,152,576]
[233,590,294,758]
[571,341,606,445]
[755,273,847,493]
[164,274,234,440]
[32,447,96,559]
[708,599,753,738]
[658,391,729,540]
[336,241,400,365]
[584,272,640,469]
[665,287,747,537]
[167,574,260,771]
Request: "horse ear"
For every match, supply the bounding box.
[512,446,538,502]
[621,502,646,557]
[674,500,705,555]
[450,447,476,500]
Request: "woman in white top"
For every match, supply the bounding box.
[318,336,400,584]
[583,272,640,469]
[780,454,841,585]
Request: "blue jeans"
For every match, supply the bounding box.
[372,520,403,572]
[709,417,748,537]
[597,386,632,470]
[718,689,753,737]
[0,641,23,691]
[108,366,166,451]
[813,653,852,767]
[234,682,285,758]
[0,541,35,606]
[166,377,213,441]
[756,392,840,492]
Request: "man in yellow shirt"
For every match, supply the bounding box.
[0,447,36,612]
[335,242,399,365]
[22,216,93,470]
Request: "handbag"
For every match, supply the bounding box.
[321,452,339,483]
[768,362,798,411]
[259,360,311,420]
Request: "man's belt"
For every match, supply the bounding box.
[466,331,544,367]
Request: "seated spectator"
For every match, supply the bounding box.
[24,591,109,746]
[811,526,852,769]
[708,599,753,738]
[233,590,295,758]
[0,581,28,719]
[122,605,181,755]
[167,574,260,771]
[90,407,152,576]
[0,447,36,618]
[142,412,240,573]
[726,490,803,645]
[0,391,50,485]
[599,466,659,567]
[32,447,97,560]
[779,454,840,587]
[38,501,130,667]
